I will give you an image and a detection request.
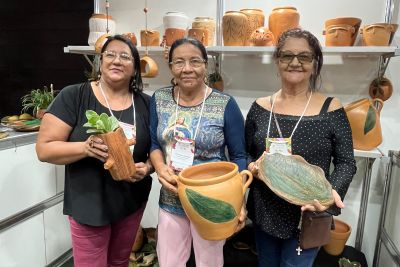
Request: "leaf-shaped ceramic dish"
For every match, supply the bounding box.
[258,153,334,206]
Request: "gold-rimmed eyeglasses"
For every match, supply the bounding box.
[170,58,206,69]
[102,50,133,63]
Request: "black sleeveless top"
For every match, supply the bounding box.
[245,97,356,239]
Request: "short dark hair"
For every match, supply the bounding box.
[273,28,323,91]
[168,38,208,65]
[100,34,143,93]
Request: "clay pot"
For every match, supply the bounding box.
[140,56,158,78]
[323,219,351,256]
[188,28,209,46]
[325,17,362,46]
[250,27,275,46]
[163,11,189,30]
[94,33,111,53]
[209,79,224,92]
[140,30,160,46]
[360,23,395,46]
[122,32,137,46]
[268,7,300,44]
[98,127,136,181]
[165,28,186,46]
[175,162,253,240]
[192,17,216,46]
[222,11,250,46]
[369,77,393,101]
[323,25,355,46]
[88,13,116,46]
[344,98,383,151]
[240,9,265,46]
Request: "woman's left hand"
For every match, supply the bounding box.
[128,161,153,183]
[235,205,247,233]
[301,189,344,212]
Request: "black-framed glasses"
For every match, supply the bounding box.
[102,50,133,63]
[170,58,206,69]
[278,51,314,64]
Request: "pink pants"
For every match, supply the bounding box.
[157,208,225,267]
[69,204,145,267]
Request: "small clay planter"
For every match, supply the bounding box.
[323,219,351,256]
[98,127,136,181]
[360,23,393,46]
[369,77,393,101]
[122,32,138,46]
[325,17,361,46]
[323,24,355,46]
[250,27,275,46]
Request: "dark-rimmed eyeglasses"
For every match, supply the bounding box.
[170,58,206,69]
[102,50,133,63]
[278,51,314,64]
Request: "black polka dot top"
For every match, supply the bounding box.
[245,97,357,239]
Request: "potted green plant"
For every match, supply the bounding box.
[21,84,56,119]
[207,57,224,91]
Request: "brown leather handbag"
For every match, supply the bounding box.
[299,211,333,249]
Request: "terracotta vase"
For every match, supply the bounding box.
[250,27,275,46]
[98,127,136,181]
[240,9,265,46]
[175,161,253,240]
[369,77,393,101]
[165,28,186,46]
[360,23,394,46]
[268,7,299,44]
[163,11,189,30]
[122,32,137,46]
[188,28,209,46]
[325,17,361,46]
[323,219,351,256]
[344,98,383,150]
[324,25,355,46]
[140,56,158,78]
[192,17,216,46]
[88,13,116,46]
[222,11,250,46]
[140,30,160,46]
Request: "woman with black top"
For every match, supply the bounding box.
[36,35,153,266]
[245,29,356,267]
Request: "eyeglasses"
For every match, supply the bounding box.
[102,50,133,63]
[170,58,206,69]
[278,51,314,64]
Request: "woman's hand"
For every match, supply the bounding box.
[235,205,247,233]
[156,164,178,193]
[248,152,266,178]
[85,135,108,162]
[301,189,344,212]
[128,161,153,182]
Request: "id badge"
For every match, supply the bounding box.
[119,122,136,154]
[170,137,195,171]
[266,137,292,155]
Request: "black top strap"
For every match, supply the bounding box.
[319,97,334,115]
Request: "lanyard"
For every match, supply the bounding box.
[266,91,312,139]
[174,86,208,141]
[99,81,136,125]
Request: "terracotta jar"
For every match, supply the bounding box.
[140,30,160,46]
[268,7,299,44]
[222,11,250,46]
[250,27,275,46]
[369,77,393,101]
[88,13,116,46]
[163,11,189,30]
[325,17,362,46]
[360,23,394,46]
[165,28,186,46]
[188,28,209,46]
[324,25,355,46]
[192,17,216,46]
[344,98,383,150]
[99,127,136,181]
[122,32,137,46]
[175,161,253,240]
[240,9,265,45]
[323,219,351,256]
[94,33,111,53]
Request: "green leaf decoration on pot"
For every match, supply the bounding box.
[258,153,334,206]
[185,188,236,223]
[364,105,376,135]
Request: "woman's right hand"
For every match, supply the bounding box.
[85,135,108,162]
[156,165,178,193]
[248,152,266,179]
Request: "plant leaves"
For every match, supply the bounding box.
[364,105,376,135]
[109,116,120,131]
[99,113,110,132]
[186,188,236,223]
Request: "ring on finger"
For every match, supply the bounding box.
[89,136,94,148]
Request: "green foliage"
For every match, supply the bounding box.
[21,85,56,114]
[208,71,223,84]
[83,110,119,134]
[186,188,236,223]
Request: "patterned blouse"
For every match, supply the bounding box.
[245,98,357,239]
[150,86,246,216]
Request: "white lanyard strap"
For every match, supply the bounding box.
[99,81,136,125]
[174,86,208,141]
[267,91,312,139]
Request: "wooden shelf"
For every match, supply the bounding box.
[354,148,383,158]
